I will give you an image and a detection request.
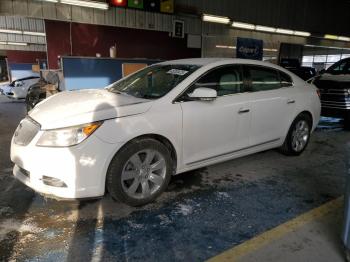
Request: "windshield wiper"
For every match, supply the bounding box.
[140,94,160,99]
[109,90,130,96]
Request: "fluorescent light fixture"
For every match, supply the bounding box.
[203,14,230,24]
[324,34,338,40]
[36,0,59,2]
[60,0,109,10]
[338,36,350,42]
[276,28,294,35]
[294,31,311,37]
[232,22,255,30]
[324,34,350,41]
[216,45,236,49]
[23,31,46,37]
[0,29,22,34]
[7,42,28,46]
[255,25,276,33]
[0,41,28,46]
[216,45,278,52]
[264,48,278,52]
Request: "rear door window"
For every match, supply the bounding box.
[279,71,293,87]
[246,66,281,92]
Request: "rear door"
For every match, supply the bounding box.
[244,65,296,146]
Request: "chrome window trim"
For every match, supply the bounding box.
[173,63,295,104]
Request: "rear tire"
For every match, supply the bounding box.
[106,138,173,206]
[280,113,312,156]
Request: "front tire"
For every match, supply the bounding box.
[280,113,312,156]
[107,138,173,206]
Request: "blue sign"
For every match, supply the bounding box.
[236,37,263,60]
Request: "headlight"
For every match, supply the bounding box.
[36,121,103,147]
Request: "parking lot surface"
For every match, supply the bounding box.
[0,96,348,261]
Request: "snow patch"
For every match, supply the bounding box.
[158,214,172,226]
[176,204,193,216]
[127,220,143,229]
[0,219,43,241]
[216,191,230,198]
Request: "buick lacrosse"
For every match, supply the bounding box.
[11,58,321,206]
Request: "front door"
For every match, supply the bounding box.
[178,65,252,165]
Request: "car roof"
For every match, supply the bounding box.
[159,58,305,84]
[159,57,282,68]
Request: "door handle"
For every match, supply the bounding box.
[238,108,250,114]
[287,99,295,104]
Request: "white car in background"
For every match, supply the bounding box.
[0,76,40,99]
[11,58,321,206]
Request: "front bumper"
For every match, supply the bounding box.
[11,130,122,199]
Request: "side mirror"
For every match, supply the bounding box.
[188,87,217,101]
[319,69,326,75]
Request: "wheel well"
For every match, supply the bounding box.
[299,111,313,127]
[121,134,177,170]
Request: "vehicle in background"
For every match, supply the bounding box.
[11,58,321,206]
[310,58,350,128]
[280,58,316,81]
[0,76,40,99]
[26,71,62,112]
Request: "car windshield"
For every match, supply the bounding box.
[108,64,200,99]
[326,59,349,74]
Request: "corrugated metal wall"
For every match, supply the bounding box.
[0,0,349,54]
[0,16,46,51]
[1,0,350,36]
[0,0,202,35]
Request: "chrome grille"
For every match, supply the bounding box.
[13,117,40,146]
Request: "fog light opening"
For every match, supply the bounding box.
[42,176,67,188]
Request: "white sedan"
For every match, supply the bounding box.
[11,58,321,206]
[0,76,40,99]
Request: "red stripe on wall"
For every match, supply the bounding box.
[6,50,47,64]
[45,20,201,69]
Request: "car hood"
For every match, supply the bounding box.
[29,89,153,129]
[318,73,350,82]
[0,84,12,94]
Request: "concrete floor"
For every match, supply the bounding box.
[238,202,345,262]
[0,95,349,261]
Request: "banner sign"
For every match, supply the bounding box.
[236,37,263,60]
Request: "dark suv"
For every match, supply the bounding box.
[312,58,350,127]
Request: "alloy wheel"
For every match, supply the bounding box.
[121,149,167,199]
[291,120,310,152]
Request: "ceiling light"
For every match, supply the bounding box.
[23,31,46,37]
[255,25,276,33]
[202,14,230,24]
[263,48,278,52]
[7,42,28,46]
[232,22,255,30]
[324,34,338,40]
[60,0,109,10]
[294,31,311,37]
[216,45,236,49]
[0,29,22,34]
[338,36,350,42]
[0,42,7,45]
[276,28,294,35]
[35,0,59,2]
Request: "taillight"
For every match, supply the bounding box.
[316,89,321,98]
